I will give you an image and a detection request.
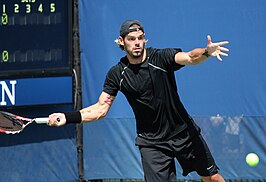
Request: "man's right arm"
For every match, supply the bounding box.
[80,91,115,123]
[48,91,115,126]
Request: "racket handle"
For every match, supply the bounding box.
[35,117,49,124]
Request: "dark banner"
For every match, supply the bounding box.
[0,76,72,107]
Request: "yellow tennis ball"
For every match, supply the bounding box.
[246,153,259,167]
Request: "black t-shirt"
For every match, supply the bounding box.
[103,47,200,142]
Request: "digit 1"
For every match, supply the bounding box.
[2,4,6,13]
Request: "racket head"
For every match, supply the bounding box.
[0,111,33,134]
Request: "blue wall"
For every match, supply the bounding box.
[0,105,78,182]
[80,0,266,180]
[1,0,265,181]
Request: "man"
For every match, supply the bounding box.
[49,20,229,182]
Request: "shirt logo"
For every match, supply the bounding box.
[207,165,214,171]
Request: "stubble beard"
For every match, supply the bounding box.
[125,46,144,59]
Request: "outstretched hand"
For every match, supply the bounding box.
[206,35,229,61]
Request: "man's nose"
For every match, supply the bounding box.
[135,38,140,45]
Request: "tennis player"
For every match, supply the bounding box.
[49,20,229,182]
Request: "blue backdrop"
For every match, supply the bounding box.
[80,0,266,180]
[1,0,266,181]
[0,106,78,182]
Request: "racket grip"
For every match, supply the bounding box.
[35,117,49,124]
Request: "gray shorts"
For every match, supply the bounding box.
[138,134,219,182]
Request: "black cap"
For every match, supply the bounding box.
[119,20,144,38]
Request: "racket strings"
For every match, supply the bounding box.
[4,114,24,127]
[0,112,24,132]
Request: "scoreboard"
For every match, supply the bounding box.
[0,0,73,107]
[0,0,72,78]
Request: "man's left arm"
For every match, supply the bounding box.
[175,35,229,65]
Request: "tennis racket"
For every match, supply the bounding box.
[0,111,48,134]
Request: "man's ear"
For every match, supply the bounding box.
[144,39,148,46]
[118,36,124,46]
[144,34,148,45]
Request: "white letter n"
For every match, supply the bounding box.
[0,80,17,105]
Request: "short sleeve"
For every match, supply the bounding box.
[103,66,120,96]
[148,47,184,72]
[161,48,184,71]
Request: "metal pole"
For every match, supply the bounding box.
[72,0,84,180]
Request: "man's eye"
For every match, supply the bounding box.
[128,37,136,41]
